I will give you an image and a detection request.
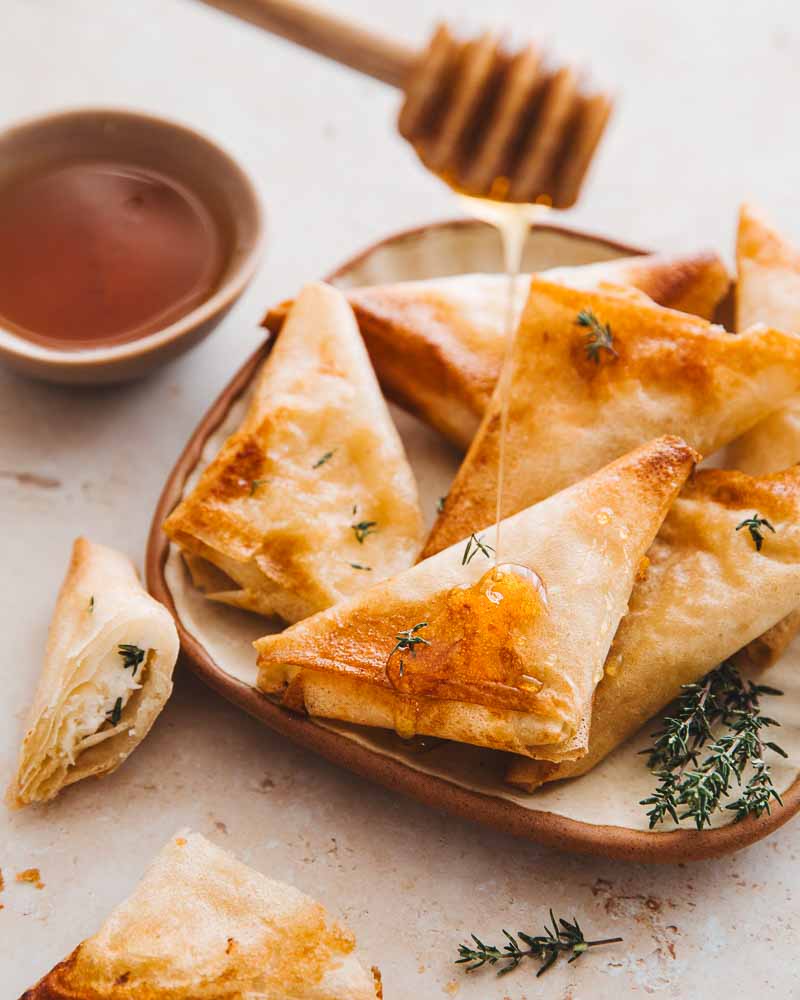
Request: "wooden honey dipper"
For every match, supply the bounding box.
[196,0,612,207]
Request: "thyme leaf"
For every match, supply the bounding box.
[118,644,146,677]
[312,450,335,469]
[107,697,123,727]
[249,479,267,496]
[577,309,617,363]
[736,513,775,552]
[351,520,378,544]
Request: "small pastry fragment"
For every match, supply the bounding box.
[506,465,800,791]
[7,538,178,808]
[263,252,730,448]
[256,437,696,762]
[20,831,379,1000]
[165,282,423,625]
[424,277,800,557]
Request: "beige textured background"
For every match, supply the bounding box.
[2,1,799,996]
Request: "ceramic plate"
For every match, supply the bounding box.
[147,219,800,861]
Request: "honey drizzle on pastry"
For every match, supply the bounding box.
[386,563,549,736]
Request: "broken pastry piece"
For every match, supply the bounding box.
[424,277,800,557]
[164,282,423,625]
[263,252,730,448]
[256,437,696,762]
[507,465,800,791]
[20,831,379,1000]
[7,538,178,808]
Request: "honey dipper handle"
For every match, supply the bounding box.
[195,0,418,87]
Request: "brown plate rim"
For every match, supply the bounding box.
[146,217,800,862]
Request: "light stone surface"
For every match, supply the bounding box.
[2,1,799,996]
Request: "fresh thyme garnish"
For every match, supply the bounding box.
[390,622,430,677]
[437,495,447,514]
[456,910,622,979]
[107,697,123,727]
[577,309,617,363]
[461,532,495,565]
[351,520,378,544]
[312,450,335,469]
[640,661,786,829]
[352,504,358,516]
[736,513,775,552]
[118,644,146,677]
[88,595,94,613]
[249,479,267,496]
[349,562,372,571]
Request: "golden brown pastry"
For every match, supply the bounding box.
[726,204,800,474]
[256,437,696,762]
[20,831,379,1000]
[424,277,800,558]
[164,282,423,625]
[723,205,800,671]
[263,252,729,449]
[7,538,178,808]
[506,466,800,791]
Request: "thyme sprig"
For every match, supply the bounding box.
[577,309,617,363]
[456,910,622,978]
[462,532,495,565]
[390,622,430,677]
[312,450,335,469]
[118,644,146,677]
[641,661,786,829]
[736,513,775,552]
[349,562,372,571]
[351,520,378,544]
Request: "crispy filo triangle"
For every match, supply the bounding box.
[21,831,379,1000]
[725,205,800,670]
[164,282,424,625]
[7,538,178,808]
[727,204,800,475]
[256,437,696,762]
[424,278,800,558]
[263,252,730,448]
[506,466,800,792]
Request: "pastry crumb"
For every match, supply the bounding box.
[16,868,44,889]
[443,979,459,995]
[175,837,187,847]
[0,867,4,892]
[371,966,383,998]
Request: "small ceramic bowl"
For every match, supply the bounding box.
[0,108,264,385]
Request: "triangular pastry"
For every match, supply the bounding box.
[726,204,800,475]
[724,205,800,669]
[7,538,178,808]
[165,282,424,624]
[424,277,800,557]
[20,831,379,1000]
[256,437,696,761]
[263,252,730,448]
[507,465,800,791]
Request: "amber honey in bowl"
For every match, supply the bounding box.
[0,160,226,349]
